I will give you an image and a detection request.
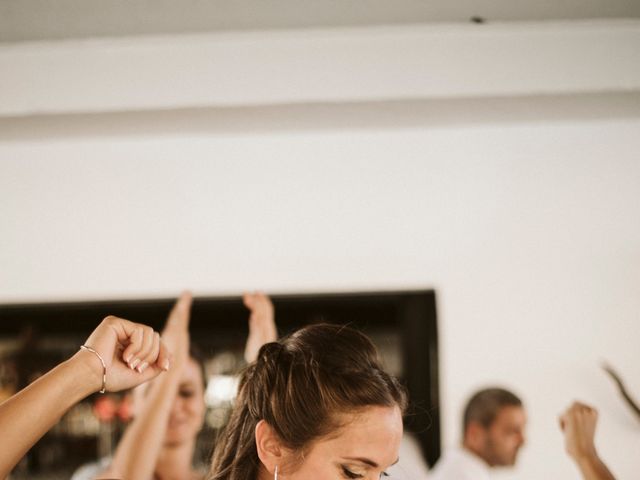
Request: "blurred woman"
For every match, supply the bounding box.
[81,291,276,480]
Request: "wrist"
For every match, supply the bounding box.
[573,449,600,467]
[68,349,105,394]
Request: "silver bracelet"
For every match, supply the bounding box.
[80,345,107,393]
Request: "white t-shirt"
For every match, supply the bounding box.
[429,447,490,480]
[70,457,112,480]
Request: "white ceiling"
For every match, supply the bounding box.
[2,0,640,43]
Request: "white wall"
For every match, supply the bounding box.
[2,117,639,479]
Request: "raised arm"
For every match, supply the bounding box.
[102,292,193,480]
[559,402,616,480]
[0,316,169,479]
[243,292,277,363]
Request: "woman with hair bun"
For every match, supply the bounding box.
[208,323,407,480]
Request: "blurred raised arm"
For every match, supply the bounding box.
[559,401,616,480]
[101,292,193,480]
[243,292,277,363]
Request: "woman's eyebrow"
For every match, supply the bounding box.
[341,457,400,468]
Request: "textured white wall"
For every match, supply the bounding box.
[1,118,639,479]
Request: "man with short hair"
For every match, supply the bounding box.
[430,387,527,480]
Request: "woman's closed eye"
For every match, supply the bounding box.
[179,388,195,398]
[341,466,390,479]
[341,466,364,479]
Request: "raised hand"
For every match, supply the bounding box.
[559,402,616,480]
[559,401,598,460]
[81,316,171,393]
[243,292,277,363]
[102,292,196,480]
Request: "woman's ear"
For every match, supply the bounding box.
[255,419,284,475]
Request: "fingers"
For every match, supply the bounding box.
[560,401,599,433]
[165,291,193,330]
[133,326,154,371]
[134,355,170,384]
[103,315,141,346]
[564,401,595,415]
[243,291,277,363]
[567,401,597,419]
[135,336,171,374]
[134,338,172,381]
[111,319,159,372]
[244,292,275,333]
[244,292,273,313]
[135,331,160,373]
[121,324,145,368]
[572,401,595,412]
[91,315,141,366]
[137,365,165,383]
[242,292,255,309]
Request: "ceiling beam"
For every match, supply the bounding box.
[1,21,639,117]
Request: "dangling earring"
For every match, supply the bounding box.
[274,465,279,480]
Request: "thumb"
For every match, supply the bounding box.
[559,415,566,431]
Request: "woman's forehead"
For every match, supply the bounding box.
[180,358,205,385]
[314,406,403,464]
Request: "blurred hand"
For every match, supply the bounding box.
[243,292,277,363]
[161,291,193,367]
[559,401,599,460]
[82,316,170,392]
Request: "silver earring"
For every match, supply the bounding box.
[274,465,279,480]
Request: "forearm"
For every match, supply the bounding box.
[106,362,184,480]
[574,453,616,480]
[0,352,100,478]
